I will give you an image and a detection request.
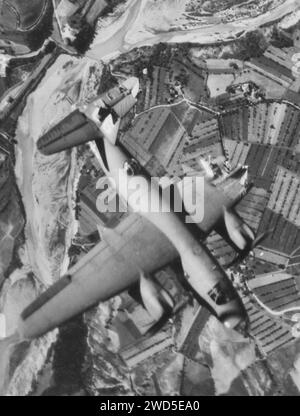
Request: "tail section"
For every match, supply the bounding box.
[37,76,139,155]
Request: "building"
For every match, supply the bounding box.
[0,132,12,156]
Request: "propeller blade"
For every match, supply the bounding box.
[144,296,191,337]
[226,228,274,268]
[140,272,165,321]
[138,271,180,336]
[223,208,255,250]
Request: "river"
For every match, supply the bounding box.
[88,0,298,62]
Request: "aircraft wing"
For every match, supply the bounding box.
[19,213,177,339]
[71,213,177,295]
[17,169,251,340]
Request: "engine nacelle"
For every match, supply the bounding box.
[139,272,174,322]
[223,207,255,251]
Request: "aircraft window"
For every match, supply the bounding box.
[208,281,236,306]
[123,159,141,176]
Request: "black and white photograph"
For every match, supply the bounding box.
[0,0,300,398]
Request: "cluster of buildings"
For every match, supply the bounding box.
[123,51,208,114]
[230,44,300,103]
[205,42,300,363]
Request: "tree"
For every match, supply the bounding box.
[270,27,293,48]
[237,31,268,61]
[72,22,96,55]
[68,245,81,257]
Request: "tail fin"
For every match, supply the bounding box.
[0,333,20,395]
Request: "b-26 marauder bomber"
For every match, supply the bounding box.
[0,76,272,363]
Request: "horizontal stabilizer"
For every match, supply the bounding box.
[139,272,174,335]
[37,110,100,155]
[227,228,274,268]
